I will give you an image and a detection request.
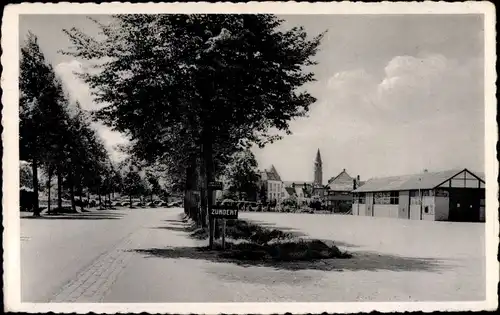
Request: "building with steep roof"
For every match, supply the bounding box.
[259,165,285,203]
[352,168,485,222]
[325,169,363,211]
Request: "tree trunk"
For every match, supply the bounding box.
[202,129,216,246]
[47,165,52,214]
[69,171,77,212]
[79,184,84,211]
[87,189,90,204]
[98,187,102,209]
[184,156,199,223]
[57,166,62,210]
[32,158,40,216]
[199,154,207,228]
[129,194,132,208]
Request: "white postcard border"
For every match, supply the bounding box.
[2,1,498,314]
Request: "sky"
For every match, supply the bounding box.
[19,14,485,181]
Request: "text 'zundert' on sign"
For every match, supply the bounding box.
[210,204,239,219]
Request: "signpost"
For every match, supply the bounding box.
[207,181,233,250]
[210,204,239,219]
[209,203,239,249]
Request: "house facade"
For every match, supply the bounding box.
[283,182,313,206]
[259,165,285,203]
[352,169,485,222]
[326,169,363,212]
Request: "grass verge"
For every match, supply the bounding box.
[185,217,351,262]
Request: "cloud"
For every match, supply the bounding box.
[54,60,95,110]
[254,53,484,180]
[55,60,130,161]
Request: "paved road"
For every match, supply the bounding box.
[21,208,175,302]
[21,208,486,302]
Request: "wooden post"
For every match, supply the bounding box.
[209,216,215,249]
[222,219,226,250]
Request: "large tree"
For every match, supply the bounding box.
[20,32,72,215]
[223,149,260,201]
[63,14,323,226]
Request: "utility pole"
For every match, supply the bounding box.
[419,178,423,220]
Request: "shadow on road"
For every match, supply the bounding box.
[132,246,451,273]
[163,219,188,223]
[22,211,125,220]
[140,225,449,272]
[153,225,198,233]
[144,218,452,273]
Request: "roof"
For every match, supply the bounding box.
[315,149,322,163]
[260,165,282,181]
[327,169,355,191]
[284,187,296,196]
[476,172,486,181]
[353,169,483,193]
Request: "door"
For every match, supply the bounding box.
[448,188,481,222]
[398,191,409,219]
[365,193,373,216]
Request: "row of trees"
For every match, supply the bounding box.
[62,14,323,242]
[20,32,122,216]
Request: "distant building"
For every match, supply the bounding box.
[282,181,313,205]
[283,186,295,199]
[326,169,364,211]
[259,165,285,203]
[352,168,485,222]
[281,149,363,210]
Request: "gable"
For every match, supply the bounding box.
[436,169,485,189]
[328,171,355,191]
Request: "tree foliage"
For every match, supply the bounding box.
[223,149,260,200]
[20,32,115,214]
[62,14,324,222]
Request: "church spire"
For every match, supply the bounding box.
[314,148,323,186]
[315,149,322,165]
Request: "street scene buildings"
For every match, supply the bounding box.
[4,4,496,312]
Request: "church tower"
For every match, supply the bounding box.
[314,149,323,186]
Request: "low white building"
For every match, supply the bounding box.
[352,169,485,222]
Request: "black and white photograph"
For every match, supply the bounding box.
[2,2,497,314]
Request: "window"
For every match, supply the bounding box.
[352,193,365,204]
[373,192,398,205]
[358,193,366,204]
[435,189,449,197]
[390,191,399,205]
[374,192,390,204]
